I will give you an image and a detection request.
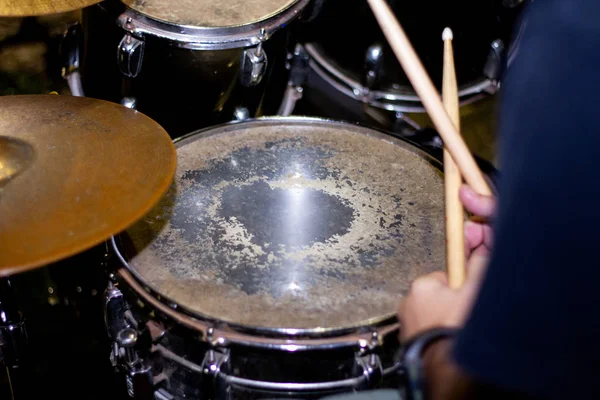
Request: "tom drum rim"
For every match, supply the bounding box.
[304,42,497,113]
[104,0,312,49]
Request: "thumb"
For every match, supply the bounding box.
[466,246,489,283]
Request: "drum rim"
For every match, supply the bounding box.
[113,116,443,338]
[304,42,499,112]
[104,0,311,49]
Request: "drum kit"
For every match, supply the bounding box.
[0,0,525,399]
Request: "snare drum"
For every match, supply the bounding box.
[105,118,446,399]
[67,0,310,138]
[290,0,525,125]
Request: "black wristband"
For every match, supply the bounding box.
[400,327,458,400]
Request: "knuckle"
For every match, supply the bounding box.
[410,277,437,294]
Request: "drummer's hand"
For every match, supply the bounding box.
[397,185,496,341]
[459,184,496,261]
[397,259,486,341]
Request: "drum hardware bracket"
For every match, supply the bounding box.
[286,44,311,88]
[118,18,145,79]
[121,97,138,109]
[201,347,230,399]
[0,320,27,367]
[116,327,155,400]
[278,44,310,116]
[60,22,85,97]
[483,39,506,86]
[201,348,229,377]
[362,43,384,101]
[104,282,132,340]
[240,28,268,87]
[355,331,384,388]
[0,277,28,368]
[104,279,157,399]
[145,320,166,343]
[356,353,384,388]
[233,106,250,121]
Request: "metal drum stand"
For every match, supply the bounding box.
[0,277,28,399]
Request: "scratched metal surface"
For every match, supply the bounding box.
[120,118,445,333]
[121,0,298,27]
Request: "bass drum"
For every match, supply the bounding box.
[104,117,448,399]
[291,0,526,129]
[63,0,310,139]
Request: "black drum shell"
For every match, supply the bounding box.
[113,267,404,400]
[80,1,298,139]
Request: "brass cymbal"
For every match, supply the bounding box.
[0,94,176,276]
[0,0,102,17]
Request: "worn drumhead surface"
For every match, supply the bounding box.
[121,0,298,27]
[121,119,445,333]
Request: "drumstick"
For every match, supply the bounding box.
[442,28,465,288]
[365,0,492,197]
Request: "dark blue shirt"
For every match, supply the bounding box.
[453,1,600,399]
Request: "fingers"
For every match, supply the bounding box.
[459,184,496,218]
[409,271,448,294]
[466,246,489,283]
[399,271,449,321]
[425,271,449,285]
[464,220,483,257]
[464,220,494,257]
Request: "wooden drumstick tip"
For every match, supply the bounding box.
[365,0,491,196]
[442,27,453,41]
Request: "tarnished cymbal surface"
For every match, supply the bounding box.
[0,0,103,16]
[120,118,445,334]
[0,95,176,275]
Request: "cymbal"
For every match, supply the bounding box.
[0,0,102,17]
[0,94,176,276]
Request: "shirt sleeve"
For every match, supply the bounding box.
[452,1,600,399]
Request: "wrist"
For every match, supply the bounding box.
[422,336,452,372]
[422,338,453,399]
[401,328,458,400]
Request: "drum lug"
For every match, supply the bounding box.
[362,43,384,98]
[233,106,250,121]
[201,348,230,399]
[201,348,229,377]
[356,353,384,388]
[240,29,268,87]
[483,39,505,84]
[118,18,145,78]
[354,331,383,388]
[121,96,137,109]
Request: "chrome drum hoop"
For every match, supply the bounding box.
[111,0,312,50]
[304,43,499,113]
[111,266,403,395]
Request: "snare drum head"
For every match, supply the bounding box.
[120,119,445,333]
[121,0,298,27]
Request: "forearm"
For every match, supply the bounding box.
[421,339,535,400]
[422,339,475,400]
